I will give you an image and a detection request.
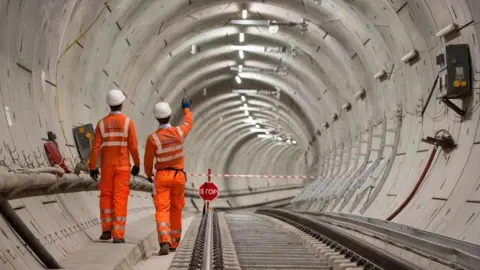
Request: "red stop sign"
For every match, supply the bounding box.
[198,181,219,201]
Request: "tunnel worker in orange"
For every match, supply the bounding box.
[88,89,141,243]
[144,98,193,255]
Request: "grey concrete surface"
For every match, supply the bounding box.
[134,215,196,270]
[1,0,480,269]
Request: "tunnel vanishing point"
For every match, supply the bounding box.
[1,0,480,269]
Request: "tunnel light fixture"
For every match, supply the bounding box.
[401,50,418,63]
[277,137,283,141]
[230,66,289,76]
[258,134,274,139]
[232,89,280,99]
[292,140,297,144]
[255,124,260,128]
[235,76,242,84]
[233,89,258,94]
[239,33,245,43]
[242,9,248,19]
[229,45,286,53]
[436,23,458,38]
[230,45,265,52]
[230,19,270,26]
[354,88,366,100]
[230,19,305,28]
[239,50,245,59]
[341,102,351,111]
[191,44,197,55]
[244,119,263,124]
[251,128,269,132]
[241,95,246,102]
[373,70,386,80]
[239,107,260,111]
[248,116,253,120]
[244,110,249,116]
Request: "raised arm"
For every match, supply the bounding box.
[179,108,193,138]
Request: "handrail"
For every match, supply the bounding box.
[201,210,214,270]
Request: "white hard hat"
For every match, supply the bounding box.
[106,89,126,106]
[154,102,172,119]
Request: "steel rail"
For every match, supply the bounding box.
[201,211,214,270]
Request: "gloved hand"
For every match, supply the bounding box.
[146,177,153,183]
[131,166,140,176]
[89,168,99,181]
[181,98,190,109]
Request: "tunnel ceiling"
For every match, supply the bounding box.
[94,0,375,167]
[3,0,476,185]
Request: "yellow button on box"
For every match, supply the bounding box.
[453,80,461,88]
[461,80,467,87]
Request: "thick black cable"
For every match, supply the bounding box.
[421,67,448,118]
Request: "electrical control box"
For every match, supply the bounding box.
[72,124,95,161]
[445,44,472,99]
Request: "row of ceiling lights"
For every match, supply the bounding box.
[240,94,297,145]
[236,9,296,146]
[234,10,248,84]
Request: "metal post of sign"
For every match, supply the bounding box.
[202,168,212,216]
[206,168,211,212]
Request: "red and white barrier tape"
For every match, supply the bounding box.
[187,173,331,179]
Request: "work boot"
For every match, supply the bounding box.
[159,243,170,255]
[113,238,125,243]
[99,231,111,241]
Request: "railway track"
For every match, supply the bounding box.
[226,214,328,269]
[168,208,421,270]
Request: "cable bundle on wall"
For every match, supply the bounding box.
[386,146,437,221]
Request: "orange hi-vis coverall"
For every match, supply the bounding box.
[144,108,193,248]
[89,112,140,239]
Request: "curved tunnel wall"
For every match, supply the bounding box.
[0,2,480,268]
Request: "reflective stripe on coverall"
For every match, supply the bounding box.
[144,108,193,247]
[89,112,140,239]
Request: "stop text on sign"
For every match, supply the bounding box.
[198,181,219,201]
[200,189,218,195]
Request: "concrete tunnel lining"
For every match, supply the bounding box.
[2,0,480,268]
